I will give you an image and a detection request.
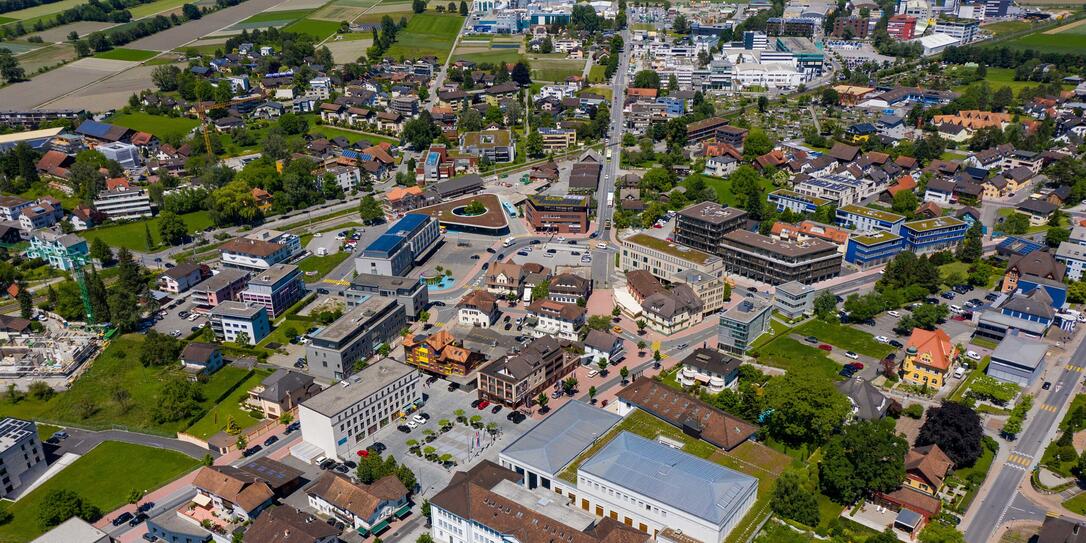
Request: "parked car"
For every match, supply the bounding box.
[941,291,956,300]
[243,446,262,457]
[470,399,482,408]
[397,425,411,433]
[804,336,818,344]
[587,369,599,378]
[447,382,460,391]
[818,344,832,352]
[844,351,859,360]
[1043,381,1052,390]
[491,404,503,414]
[113,512,134,526]
[839,366,858,378]
[129,513,148,527]
[319,458,336,470]
[889,340,904,348]
[874,335,890,344]
[887,311,900,318]
[847,362,864,370]
[264,436,278,447]
[142,533,158,542]
[530,240,541,245]
[966,351,981,361]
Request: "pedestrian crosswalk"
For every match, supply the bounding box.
[1040,404,1060,413]
[1066,364,1084,372]
[1006,453,1033,468]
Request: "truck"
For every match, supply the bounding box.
[606,193,614,208]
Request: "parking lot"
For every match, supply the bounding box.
[504,240,606,271]
[151,294,207,337]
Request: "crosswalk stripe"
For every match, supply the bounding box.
[1068,365,1084,372]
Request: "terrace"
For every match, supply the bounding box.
[626,233,714,265]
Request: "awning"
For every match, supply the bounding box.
[370,519,391,534]
[192,494,212,507]
[357,527,370,537]
[394,504,412,519]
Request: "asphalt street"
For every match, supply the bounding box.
[964,333,1086,542]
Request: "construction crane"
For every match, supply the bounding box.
[196,102,216,160]
[25,239,94,324]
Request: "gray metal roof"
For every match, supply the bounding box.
[500,400,620,476]
[991,336,1048,370]
[578,432,757,525]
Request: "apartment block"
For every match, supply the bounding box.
[305,296,407,381]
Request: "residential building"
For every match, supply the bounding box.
[719,230,841,285]
[17,200,62,232]
[0,196,32,222]
[458,289,500,328]
[430,460,650,543]
[549,273,592,304]
[220,238,294,272]
[845,231,906,269]
[498,400,621,491]
[903,445,952,497]
[539,128,577,150]
[523,195,590,234]
[243,505,339,543]
[901,328,956,389]
[574,431,757,543]
[403,330,484,377]
[355,214,442,276]
[477,336,578,408]
[583,330,624,366]
[1003,250,1066,294]
[30,518,113,543]
[209,302,270,345]
[835,204,905,234]
[568,158,602,194]
[901,217,968,254]
[886,14,917,40]
[239,264,304,319]
[245,369,320,419]
[767,189,831,214]
[26,232,88,271]
[673,202,748,255]
[307,471,409,535]
[191,459,302,521]
[0,418,45,498]
[639,283,704,334]
[460,130,515,163]
[143,512,211,543]
[836,376,890,420]
[705,155,739,177]
[1057,241,1086,281]
[486,262,526,297]
[324,165,362,192]
[346,274,429,320]
[305,297,407,381]
[92,187,152,220]
[158,263,210,294]
[97,141,140,169]
[987,336,1048,386]
[619,232,724,283]
[296,358,420,460]
[774,281,818,319]
[526,300,585,340]
[686,117,731,143]
[180,343,224,377]
[718,297,772,354]
[771,221,850,247]
[676,348,741,393]
[191,269,249,314]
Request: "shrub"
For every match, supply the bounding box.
[903,404,924,419]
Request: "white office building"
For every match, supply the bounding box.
[92,187,153,220]
[0,418,45,498]
[209,301,270,345]
[295,359,420,461]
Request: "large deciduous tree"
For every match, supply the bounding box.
[916,402,983,467]
[766,370,850,446]
[818,419,908,503]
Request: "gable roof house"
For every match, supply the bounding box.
[307,472,409,533]
[192,460,303,521]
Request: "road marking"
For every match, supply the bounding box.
[1066,364,1084,372]
[1006,452,1034,467]
[1040,404,1059,413]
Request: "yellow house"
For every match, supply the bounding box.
[901,328,955,389]
[904,444,953,496]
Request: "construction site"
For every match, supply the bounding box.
[0,328,100,388]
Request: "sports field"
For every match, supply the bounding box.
[384,12,462,62]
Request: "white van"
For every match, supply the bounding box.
[954,366,965,379]
[503,237,515,248]
[950,304,964,314]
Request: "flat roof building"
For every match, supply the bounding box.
[305,296,407,381]
[356,213,442,277]
[346,273,429,320]
[673,202,748,255]
[720,230,842,285]
[209,301,270,345]
[0,418,45,498]
[524,195,591,234]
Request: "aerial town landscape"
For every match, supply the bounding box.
[1,0,1086,540]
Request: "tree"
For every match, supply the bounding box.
[359,195,384,224]
[819,419,908,503]
[139,330,182,367]
[596,358,607,373]
[511,61,531,86]
[90,238,113,264]
[38,489,101,530]
[158,211,188,246]
[821,87,840,106]
[813,291,838,321]
[152,377,204,423]
[619,366,629,382]
[151,65,181,91]
[525,131,544,158]
[891,190,918,215]
[1047,227,1071,248]
[770,471,820,526]
[28,381,54,401]
[916,402,983,467]
[632,70,661,89]
[143,222,154,251]
[412,0,426,12]
[1001,212,1030,235]
[182,2,201,18]
[742,128,773,158]
[18,285,32,319]
[0,49,25,83]
[588,386,597,402]
[918,523,965,543]
[766,370,851,446]
[957,221,983,263]
[459,0,467,14]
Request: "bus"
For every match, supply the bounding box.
[606,193,614,208]
[605,148,612,160]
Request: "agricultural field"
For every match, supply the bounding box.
[311,0,377,21]
[0,56,133,110]
[1000,20,1086,54]
[49,62,180,111]
[0,441,200,542]
[981,19,1035,36]
[384,12,462,61]
[231,8,313,30]
[353,10,412,24]
[953,67,1073,95]
[129,0,192,17]
[13,41,77,72]
[109,111,200,137]
[0,40,43,54]
[1,0,86,21]
[25,20,114,43]
[94,47,159,61]
[325,35,372,63]
[282,17,342,39]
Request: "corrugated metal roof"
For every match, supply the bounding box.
[500,401,620,476]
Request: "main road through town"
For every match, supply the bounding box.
[963,335,1085,542]
[590,27,631,288]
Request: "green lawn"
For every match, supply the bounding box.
[750,317,793,350]
[793,320,894,359]
[18,183,80,211]
[108,111,199,138]
[997,207,1055,234]
[385,13,463,62]
[0,16,15,24]
[184,370,268,439]
[242,8,313,22]
[1065,492,1086,515]
[953,67,1073,95]
[94,47,158,61]
[983,20,1035,36]
[0,335,253,435]
[752,337,842,381]
[296,251,351,283]
[947,437,997,513]
[283,18,341,39]
[452,49,522,65]
[1002,31,1086,55]
[80,210,213,251]
[688,173,774,208]
[529,58,585,82]
[0,441,199,541]
[308,124,398,145]
[588,64,606,83]
[35,423,60,441]
[948,356,991,402]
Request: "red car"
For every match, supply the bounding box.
[818,344,832,352]
[847,362,864,370]
[478,400,490,410]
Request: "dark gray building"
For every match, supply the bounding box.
[346,274,429,320]
[305,296,407,381]
[674,202,748,255]
[719,230,842,285]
